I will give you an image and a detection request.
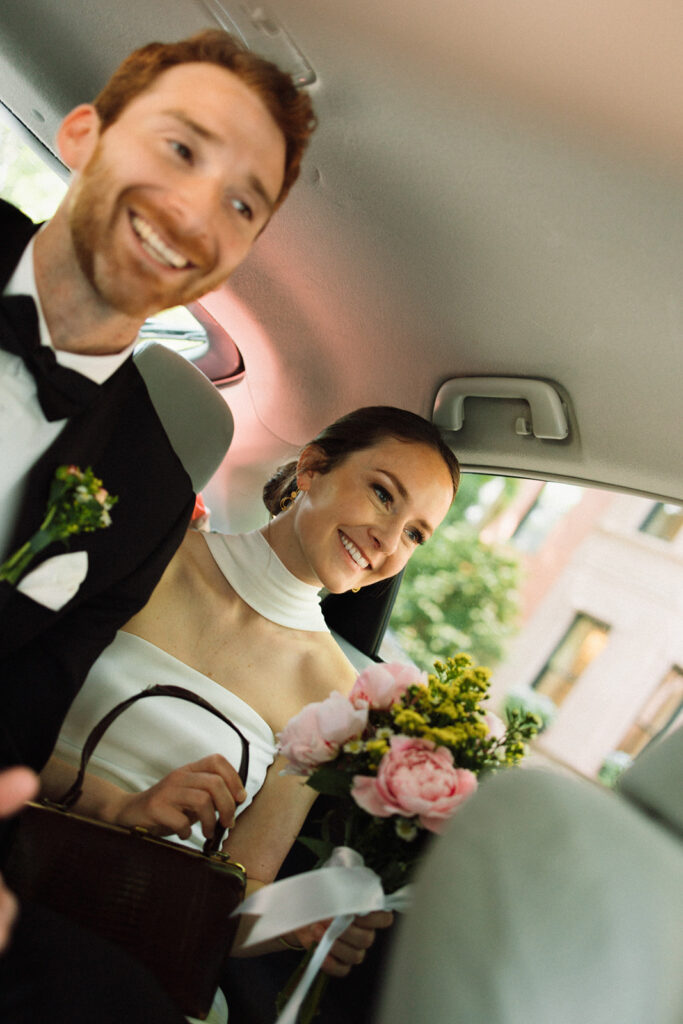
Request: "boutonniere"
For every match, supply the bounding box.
[0,465,118,587]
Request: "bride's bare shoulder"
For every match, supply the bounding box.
[123,529,213,631]
[302,632,358,697]
[153,527,204,588]
[177,526,210,570]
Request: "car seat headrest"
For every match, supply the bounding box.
[134,341,233,493]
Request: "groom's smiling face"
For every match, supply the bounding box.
[64,61,286,320]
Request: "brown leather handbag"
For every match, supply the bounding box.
[4,684,249,1020]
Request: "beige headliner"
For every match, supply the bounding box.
[1,0,681,529]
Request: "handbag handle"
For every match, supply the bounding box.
[55,683,250,856]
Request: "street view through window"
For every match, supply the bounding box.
[385,475,683,784]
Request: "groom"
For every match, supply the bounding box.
[0,29,315,775]
[0,27,314,1024]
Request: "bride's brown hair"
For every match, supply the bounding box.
[263,406,460,516]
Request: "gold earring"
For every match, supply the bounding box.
[280,488,299,511]
[351,586,361,593]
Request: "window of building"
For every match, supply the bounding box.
[617,666,683,758]
[532,613,610,706]
[638,502,683,542]
[512,482,583,553]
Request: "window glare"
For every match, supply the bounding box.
[136,306,209,360]
[0,118,66,220]
[512,482,583,553]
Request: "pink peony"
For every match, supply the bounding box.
[349,662,426,710]
[277,691,368,773]
[351,735,478,833]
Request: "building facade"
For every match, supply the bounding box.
[487,485,683,778]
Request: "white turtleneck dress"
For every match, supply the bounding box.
[53,530,337,1024]
[54,529,332,850]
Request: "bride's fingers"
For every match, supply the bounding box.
[353,910,394,931]
[185,754,247,809]
[115,781,210,837]
[146,758,245,825]
[119,794,196,837]
[182,765,245,829]
[321,943,364,977]
[114,755,246,840]
[321,912,394,976]
[328,928,373,965]
[291,922,370,977]
[135,780,228,838]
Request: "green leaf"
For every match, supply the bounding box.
[297,836,334,863]
[306,766,351,798]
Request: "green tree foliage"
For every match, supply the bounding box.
[389,474,523,670]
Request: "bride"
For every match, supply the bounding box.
[42,405,459,1011]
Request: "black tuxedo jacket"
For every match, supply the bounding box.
[0,200,195,772]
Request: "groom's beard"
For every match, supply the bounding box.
[67,143,221,321]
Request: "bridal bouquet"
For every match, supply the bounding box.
[0,464,117,586]
[274,654,540,1020]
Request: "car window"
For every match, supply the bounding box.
[384,473,683,785]
[0,110,66,220]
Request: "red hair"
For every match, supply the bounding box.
[93,29,315,208]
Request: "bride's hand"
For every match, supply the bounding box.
[292,910,394,977]
[111,754,247,839]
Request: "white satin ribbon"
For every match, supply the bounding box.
[16,550,88,610]
[232,847,412,1024]
[277,911,354,1024]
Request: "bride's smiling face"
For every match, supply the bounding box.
[288,436,454,592]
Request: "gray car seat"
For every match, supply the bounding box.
[134,342,233,492]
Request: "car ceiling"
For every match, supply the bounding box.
[1,0,681,533]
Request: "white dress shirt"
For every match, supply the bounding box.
[0,235,134,559]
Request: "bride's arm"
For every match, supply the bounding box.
[40,753,246,839]
[221,754,315,885]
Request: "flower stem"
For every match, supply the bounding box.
[39,503,57,533]
[299,972,328,1024]
[276,945,329,1023]
[0,529,58,585]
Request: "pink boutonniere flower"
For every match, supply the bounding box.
[0,465,117,587]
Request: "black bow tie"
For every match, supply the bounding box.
[0,294,101,421]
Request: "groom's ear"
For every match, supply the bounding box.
[57,104,101,171]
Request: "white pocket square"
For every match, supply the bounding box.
[16,550,88,611]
